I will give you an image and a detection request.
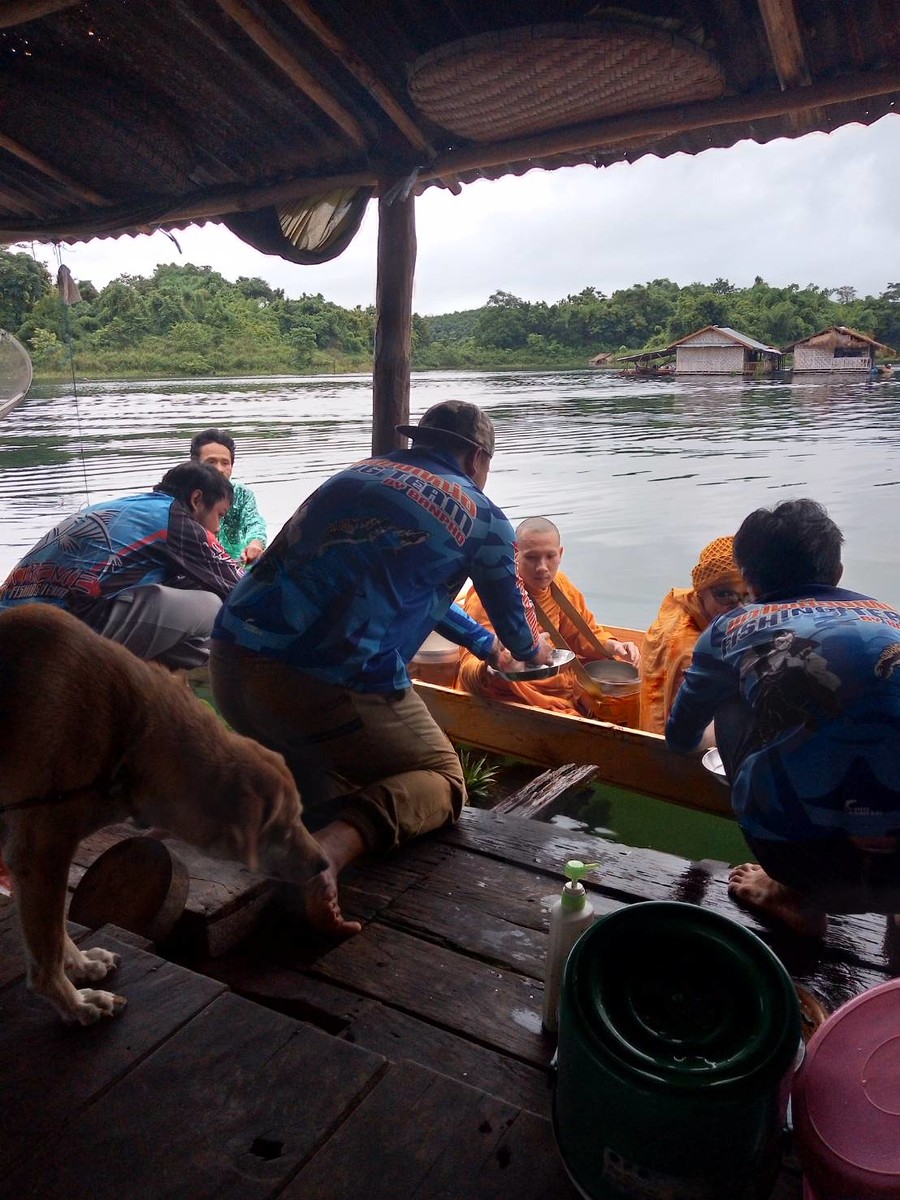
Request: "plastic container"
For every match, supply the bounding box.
[542,860,597,1034]
[554,900,802,1200]
[791,977,900,1199]
[409,630,459,686]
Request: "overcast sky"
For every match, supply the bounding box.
[26,113,900,316]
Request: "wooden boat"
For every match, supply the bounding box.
[412,625,732,820]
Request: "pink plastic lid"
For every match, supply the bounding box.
[792,978,900,1198]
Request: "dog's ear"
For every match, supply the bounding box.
[260,781,302,836]
[230,821,260,872]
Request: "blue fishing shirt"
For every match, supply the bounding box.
[0,491,241,623]
[666,585,900,841]
[213,445,541,692]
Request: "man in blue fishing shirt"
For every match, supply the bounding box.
[0,461,241,668]
[211,400,552,937]
[667,499,900,937]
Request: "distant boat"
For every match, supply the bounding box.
[0,329,33,420]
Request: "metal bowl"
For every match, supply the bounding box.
[488,647,575,681]
[583,658,641,696]
[702,747,729,785]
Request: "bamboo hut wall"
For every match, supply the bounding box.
[675,343,746,374]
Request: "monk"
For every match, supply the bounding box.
[639,536,747,735]
[457,516,640,717]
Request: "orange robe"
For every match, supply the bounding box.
[639,587,708,734]
[457,572,613,715]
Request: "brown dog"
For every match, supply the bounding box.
[0,604,327,1025]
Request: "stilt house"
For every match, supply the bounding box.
[669,326,782,375]
[783,326,895,372]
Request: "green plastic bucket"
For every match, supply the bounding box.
[554,901,802,1200]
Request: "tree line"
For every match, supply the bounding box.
[1,248,897,378]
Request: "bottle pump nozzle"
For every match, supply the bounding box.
[563,860,598,884]
[561,860,598,911]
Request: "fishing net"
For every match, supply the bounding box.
[0,329,33,419]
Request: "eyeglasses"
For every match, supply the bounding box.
[710,587,748,604]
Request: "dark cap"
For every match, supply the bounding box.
[396,401,495,457]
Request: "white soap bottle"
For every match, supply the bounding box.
[542,859,597,1034]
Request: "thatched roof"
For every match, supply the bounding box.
[782,326,897,355]
[0,1,898,262]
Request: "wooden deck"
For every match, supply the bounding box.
[2,807,898,1199]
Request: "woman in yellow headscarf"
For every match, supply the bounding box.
[639,536,747,734]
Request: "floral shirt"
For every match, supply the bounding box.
[218,481,267,561]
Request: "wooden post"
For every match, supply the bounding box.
[372,190,416,455]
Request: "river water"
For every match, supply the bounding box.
[3,369,898,860]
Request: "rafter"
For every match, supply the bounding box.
[756,0,822,132]
[757,0,811,87]
[278,0,434,154]
[215,0,366,147]
[0,66,898,244]
[0,131,109,206]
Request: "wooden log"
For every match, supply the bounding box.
[372,190,416,455]
[493,763,598,818]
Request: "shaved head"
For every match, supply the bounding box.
[515,516,560,542]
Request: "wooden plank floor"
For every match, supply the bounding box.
[187,807,900,1200]
[0,913,577,1200]
[4,807,897,1199]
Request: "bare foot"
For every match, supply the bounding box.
[728,863,827,938]
[300,820,365,939]
[302,860,362,938]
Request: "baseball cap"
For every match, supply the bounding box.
[396,400,495,457]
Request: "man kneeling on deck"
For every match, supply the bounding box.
[666,498,900,937]
[210,401,553,938]
[0,461,241,668]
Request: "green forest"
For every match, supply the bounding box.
[2,247,897,379]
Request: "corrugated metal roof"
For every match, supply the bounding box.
[0,1,897,258]
[671,326,781,354]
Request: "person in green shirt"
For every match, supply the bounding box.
[189,428,267,564]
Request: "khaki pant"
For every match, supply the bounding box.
[209,641,466,854]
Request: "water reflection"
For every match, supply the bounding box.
[1,370,898,627]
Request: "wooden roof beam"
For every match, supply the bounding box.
[0,131,109,205]
[215,0,367,147]
[757,0,811,87]
[420,67,900,180]
[756,0,823,132]
[0,0,80,28]
[278,0,435,155]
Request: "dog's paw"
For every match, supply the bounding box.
[71,988,127,1025]
[69,946,121,983]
